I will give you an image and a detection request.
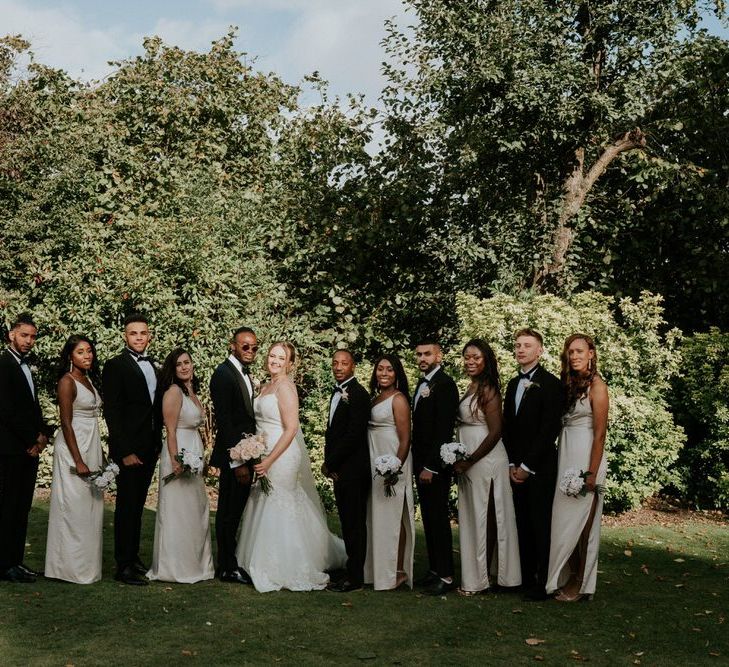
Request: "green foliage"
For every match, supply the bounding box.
[672,328,729,510]
[455,290,685,511]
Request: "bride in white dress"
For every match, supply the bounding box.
[236,342,346,592]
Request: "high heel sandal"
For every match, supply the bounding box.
[554,589,589,603]
[394,570,408,589]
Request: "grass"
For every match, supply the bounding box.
[0,501,726,666]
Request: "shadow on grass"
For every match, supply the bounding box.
[0,502,726,666]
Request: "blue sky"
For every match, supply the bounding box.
[2,0,727,110]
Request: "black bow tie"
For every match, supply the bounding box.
[519,370,534,380]
[333,385,343,393]
[129,351,152,363]
[241,365,250,376]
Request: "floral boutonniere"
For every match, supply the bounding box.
[340,387,350,403]
[523,380,540,392]
[419,384,431,398]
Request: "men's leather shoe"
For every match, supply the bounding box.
[327,580,363,593]
[114,567,148,586]
[220,570,251,584]
[522,587,549,601]
[414,571,439,587]
[2,566,36,583]
[424,579,457,596]
[132,559,148,576]
[18,563,41,578]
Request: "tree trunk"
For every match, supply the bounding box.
[533,128,646,291]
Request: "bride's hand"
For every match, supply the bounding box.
[253,458,271,476]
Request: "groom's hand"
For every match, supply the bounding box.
[234,466,251,485]
[122,453,143,467]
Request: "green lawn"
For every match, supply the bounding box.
[0,501,726,666]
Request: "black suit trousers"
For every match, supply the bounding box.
[0,455,38,571]
[333,475,370,586]
[416,470,454,578]
[215,464,251,574]
[114,455,157,569]
[511,471,556,591]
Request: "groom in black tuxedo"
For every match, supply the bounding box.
[0,314,49,583]
[502,328,562,601]
[209,326,258,584]
[323,349,370,593]
[411,339,459,596]
[103,313,162,585]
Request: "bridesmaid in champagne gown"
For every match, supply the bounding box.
[547,334,608,601]
[455,339,520,593]
[147,349,214,583]
[45,336,104,584]
[364,354,415,591]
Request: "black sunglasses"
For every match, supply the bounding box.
[241,344,259,352]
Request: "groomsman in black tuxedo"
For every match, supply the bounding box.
[209,326,258,584]
[103,313,162,585]
[502,328,562,601]
[0,314,49,583]
[411,339,459,596]
[323,349,370,593]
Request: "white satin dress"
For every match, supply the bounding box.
[45,379,104,584]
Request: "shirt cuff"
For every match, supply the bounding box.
[230,460,244,469]
[424,467,439,475]
[520,463,535,475]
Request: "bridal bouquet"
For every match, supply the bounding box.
[162,448,204,485]
[71,459,120,493]
[373,454,403,497]
[229,433,272,495]
[559,468,605,497]
[440,442,470,483]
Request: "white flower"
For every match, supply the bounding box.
[93,476,109,489]
[374,455,401,475]
[440,442,468,466]
[441,450,456,465]
[559,468,585,497]
[107,462,120,475]
[340,387,349,403]
[182,449,202,473]
[420,385,431,398]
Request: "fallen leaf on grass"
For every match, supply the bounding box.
[534,656,544,661]
[181,650,195,657]
[624,550,633,557]
[709,652,721,657]
[495,631,503,637]
[525,638,545,646]
[640,564,649,575]
[512,608,523,614]
[675,584,685,588]
[341,602,353,607]
[356,653,376,661]
[674,558,685,563]
[692,628,702,632]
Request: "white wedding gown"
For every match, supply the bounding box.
[236,392,346,592]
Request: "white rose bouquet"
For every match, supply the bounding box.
[440,442,471,484]
[71,458,120,494]
[373,454,403,498]
[229,432,272,495]
[162,447,204,485]
[559,468,604,497]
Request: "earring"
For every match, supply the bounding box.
[69,360,73,373]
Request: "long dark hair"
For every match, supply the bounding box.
[56,335,101,386]
[369,353,411,403]
[159,348,200,397]
[561,333,598,414]
[462,338,501,417]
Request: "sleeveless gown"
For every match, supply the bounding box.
[147,392,214,583]
[364,394,415,590]
[236,392,346,592]
[546,396,607,596]
[456,395,521,591]
[45,379,104,584]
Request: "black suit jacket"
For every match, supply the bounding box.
[102,351,162,463]
[502,365,563,475]
[411,367,460,473]
[209,359,256,469]
[324,378,371,481]
[0,350,47,457]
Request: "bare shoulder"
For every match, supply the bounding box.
[392,391,411,412]
[57,373,77,393]
[278,378,299,398]
[590,376,609,401]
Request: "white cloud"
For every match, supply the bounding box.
[133,17,234,54]
[0,0,131,80]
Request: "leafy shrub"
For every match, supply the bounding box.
[671,328,729,510]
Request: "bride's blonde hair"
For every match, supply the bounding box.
[268,341,297,374]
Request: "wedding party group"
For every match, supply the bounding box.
[0,311,608,603]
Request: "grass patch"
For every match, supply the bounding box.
[0,501,726,665]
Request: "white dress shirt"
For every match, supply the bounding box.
[8,347,34,398]
[329,376,355,425]
[413,365,441,410]
[227,354,254,469]
[127,348,157,403]
[512,363,539,475]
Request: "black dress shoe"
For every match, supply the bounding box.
[424,579,457,596]
[114,567,148,586]
[132,560,148,575]
[2,566,36,583]
[18,563,41,578]
[522,587,549,601]
[327,580,363,593]
[414,571,439,587]
[220,570,251,584]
